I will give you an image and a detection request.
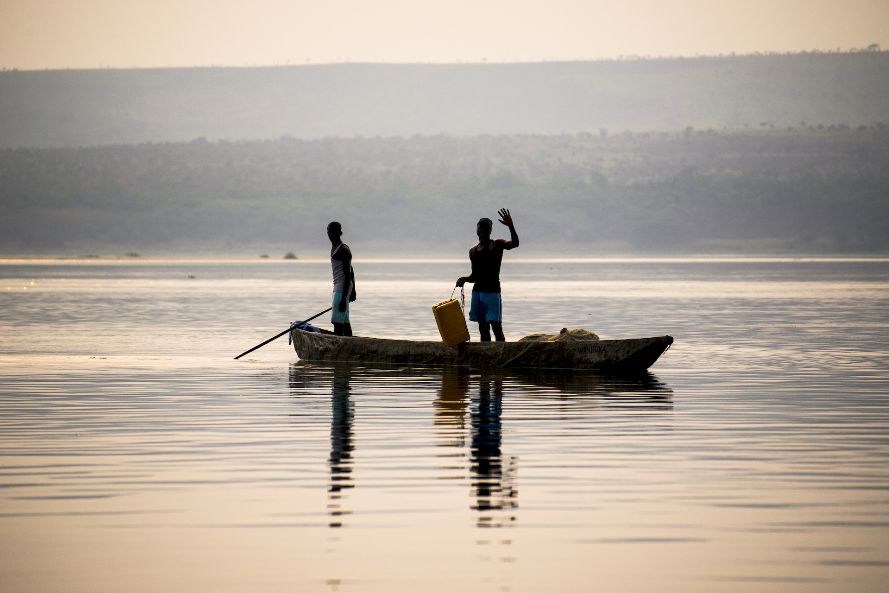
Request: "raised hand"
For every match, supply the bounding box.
[498,208,514,227]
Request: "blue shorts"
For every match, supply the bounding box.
[331,291,350,324]
[469,291,502,323]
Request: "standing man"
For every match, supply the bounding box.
[327,221,356,336]
[456,208,519,342]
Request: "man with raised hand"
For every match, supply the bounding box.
[456,208,519,342]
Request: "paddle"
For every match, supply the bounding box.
[234,307,332,360]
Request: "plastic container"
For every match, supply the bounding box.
[432,298,470,346]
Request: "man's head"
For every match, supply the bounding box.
[327,221,342,242]
[476,217,493,239]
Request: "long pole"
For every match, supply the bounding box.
[234,307,332,360]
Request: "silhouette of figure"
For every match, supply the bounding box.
[456,208,519,341]
[327,221,356,336]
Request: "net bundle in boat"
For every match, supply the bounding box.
[517,328,600,342]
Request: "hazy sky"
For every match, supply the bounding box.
[2,0,888,70]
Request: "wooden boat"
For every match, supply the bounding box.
[290,328,673,373]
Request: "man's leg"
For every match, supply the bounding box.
[332,292,341,335]
[484,293,504,341]
[478,321,492,342]
[342,323,352,337]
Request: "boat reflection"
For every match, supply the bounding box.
[511,368,673,410]
[289,362,672,530]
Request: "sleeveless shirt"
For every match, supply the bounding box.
[469,243,503,293]
[331,243,351,292]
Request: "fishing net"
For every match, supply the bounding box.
[518,328,600,342]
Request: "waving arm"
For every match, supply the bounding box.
[498,208,519,249]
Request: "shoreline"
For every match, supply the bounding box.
[2,255,889,265]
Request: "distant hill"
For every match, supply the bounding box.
[1,52,888,148]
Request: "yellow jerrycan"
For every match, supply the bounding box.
[432,288,470,346]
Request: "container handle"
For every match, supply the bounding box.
[449,285,466,310]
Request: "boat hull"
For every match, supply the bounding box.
[290,330,673,373]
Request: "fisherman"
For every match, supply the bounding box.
[327,221,356,336]
[456,208,519,342]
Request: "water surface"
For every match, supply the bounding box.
[1,258,888,592]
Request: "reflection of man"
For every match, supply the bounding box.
[327,221,356,336]
[470,376,517,526]
[328,364,354,528]
[456,208,519,342]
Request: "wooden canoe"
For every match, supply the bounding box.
[290,328,673,373]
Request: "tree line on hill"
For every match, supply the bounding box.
[2,128,888,255]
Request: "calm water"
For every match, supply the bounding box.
[1,258,888,593]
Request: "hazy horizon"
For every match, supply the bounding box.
[2,47,887,73]
[2,0,888,70]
